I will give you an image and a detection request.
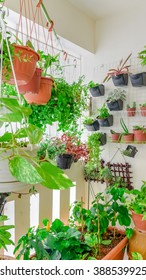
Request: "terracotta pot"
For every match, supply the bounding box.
[123,133,134,143]
[18,68,42,94]
[7,45,39,86]
[102,227,128,260]
[24,77,54,105]
[140,106,146,116]
[127,108,136,117]
[128,229,146,260]
[133,129,146,142]
[111,133,121,142]
[131,210,146,232]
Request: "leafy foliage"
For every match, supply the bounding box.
[0,215,14,250]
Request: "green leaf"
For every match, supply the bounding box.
[9,155,43,184]
[36,161,74,190]
[142,212,146,221]
[0,132,13,142]
[131,252,143,260]
[126,228,133,239]
[0,112,22,122]
[26,124,43,144]
[101,239,111,245]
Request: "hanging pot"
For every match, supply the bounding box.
[97,115,113,127]
[99,133,107,146]
[89,84,105,97]
[24,76,54,105]
[112,74,128,86]
[56,154,73,170]
[122,145,138,158]
[107,99,123,111]
[130,72,146,87]
[18,68,42,94]
[6,45,40,86]
[84,120,99,131]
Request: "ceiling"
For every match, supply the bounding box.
[67,0,142,20]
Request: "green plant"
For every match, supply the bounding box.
[0,215,14,250]
[106,88,126,102]
[139,103,146,107]
[97,103,110,119]
[131,252,143,260]
[37,50,62,77]
[120,118,130,135]
[24,75,89,132]
[100,166,113,184]
[133,125,145,130]
[138,46,146,65]
[125,181,146,216]
[88,81,99,88]
[127,101,136,109]
[84,132,103,181]
[83,116,96,125]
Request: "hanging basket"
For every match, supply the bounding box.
[89,84,105,97]
[24,76,53,105]
[130,72,146,87]
[107,99,123,111]
[18,68,42,94]
[84,120,100,131]
[7,45,40,86]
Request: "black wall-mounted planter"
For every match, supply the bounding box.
[130,72,146,87]
[106,99,123,111]
[99,133,107,146]
[123,145,138,158]
[56,154,73,169]
[97,115,113,127]
[89,84,105,97]
[112,74,128,86]
[84,120,100,131]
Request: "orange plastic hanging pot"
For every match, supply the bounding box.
[24,76,54,105]
[7,45,40,86]
[18,68,42,94]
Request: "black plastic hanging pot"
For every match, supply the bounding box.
[84,120,100,131]
[56,154,73,169]
[130,72,146,87]
[99,133,107,146]
[89,84,105,97]
[97,115,113,127]
[107,99,123,111]
[112,74,128,86]
[122,145,138,158]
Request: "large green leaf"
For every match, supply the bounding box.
[0,112,22,122]
[0,98,32,118]
[36,161,74,190]
[9,155,43,184]
[0,132,13,142]
[26,124,43,144]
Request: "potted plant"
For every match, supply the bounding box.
[100,166,113,185]
[129,46,146,87]
[96,103,113,127]
[37,133,88,170]
[14,185,132,260]
[88,81,105,97]
[84,132,106,182]
[133,125,146,142]
[103,53,132,86]
[120,118,134,143]
[83,116,99,131]
[0,214,15,259]
[110,129,121,142]
[127,102,136,117]
[23,51,61,105]
[122,145,138,158]
[23,75,89,132]
[106,88,126,111]
[125,182,146,259]
[139,103,146,116]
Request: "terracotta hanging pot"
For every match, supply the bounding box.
[24,76,54,105]
[6,45,40,86]
[18,68,42,94]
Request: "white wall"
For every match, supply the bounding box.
[93,4,146,190]
[5,0,95,53]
